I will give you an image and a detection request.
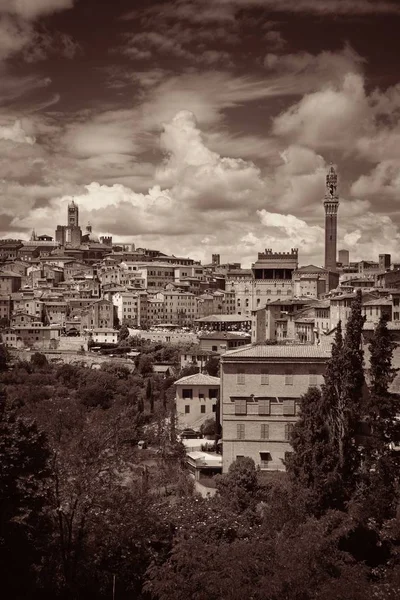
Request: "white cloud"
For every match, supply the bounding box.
[273,73,369,150]
[0,119,35,144]
[351,161,400,199]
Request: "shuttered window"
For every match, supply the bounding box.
[235,399,247,415]
[258,399,271,415]
[283,399,296,415]
[284,423,295,440]
[285,372,293,385]
[237,424,245,439]
[261,424,269,440]
[237,368,245,385]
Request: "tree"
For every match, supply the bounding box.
[0,395,51,596]
[118,323,129,343]
[146,377,154,413]
[287,386,341,513]
[215,457,260,513]
[324,292,366,505]
[288,293,366,514]
[200,416,216,437]
[0,343,9,372]
[203,355,220,377]
[31,352,48,370]
[351,315,400,523]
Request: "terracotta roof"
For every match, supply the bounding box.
[0,270,22,277]
[222,342,332,359]
[175,373,220,386]
[294,264,327,274]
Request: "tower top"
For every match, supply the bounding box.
[324,164,339,200]
[69,199,76,208]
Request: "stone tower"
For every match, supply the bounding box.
[68,199,79,227]
[324,165,339,271]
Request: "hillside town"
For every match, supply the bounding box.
[2,1,400,596]
[1,166,400,475]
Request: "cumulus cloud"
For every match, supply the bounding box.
[0,119,36,144]
[273,73,369,150]
[257,210,325,252]
[351,161,400,200]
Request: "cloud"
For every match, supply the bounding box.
[213,0,400,16]
[1,0,74,20]
[0,120,35,144]
[61,109,141,158]
[273,73,369,150]
[351,161,400,200]
[9,111,267,262]
[257,210,325,252]
[0,1,77,64]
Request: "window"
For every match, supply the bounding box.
[285,371,293,385]
[260,451,272,468]
[185,405,190,414]
[237,424,245,439]
[209,389,218,399]
[284,423,295,441]
[283,399,296,415]
[235,399,247,415]
[394,312,399,320]
[212,345,218,352]
[200,405,206,414]
[182,389,193,399]
[212,404,216,412]
[237,368,245,385]
[236,455,245,461]
[258,399,270,415]
[261,424,269,439]
[199,393,205,400]
[261,370,269,385]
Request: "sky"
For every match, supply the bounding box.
[1,0,400,267]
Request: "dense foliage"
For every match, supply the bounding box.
[1,308,400,599]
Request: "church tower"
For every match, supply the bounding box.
[324,164,339,271]
[68,199,79,227]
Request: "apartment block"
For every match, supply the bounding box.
[220,342,332,472]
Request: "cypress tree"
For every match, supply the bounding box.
[288,324,345,512]
[289,291,366,513]
[330,290,365,488]
[357,315,400,521]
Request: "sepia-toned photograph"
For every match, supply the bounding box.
[1,1,400,598]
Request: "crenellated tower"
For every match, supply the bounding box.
[324,164,339,271]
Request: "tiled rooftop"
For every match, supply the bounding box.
[175,373,220,386]
[222,341,333,359]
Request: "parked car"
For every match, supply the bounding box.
[179,428,199,440]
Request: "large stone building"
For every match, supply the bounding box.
[220,341,332,472]
[252,248,298,306]
[55,200,82,247]
[324,165,339,271]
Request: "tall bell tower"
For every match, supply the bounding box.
[68,199,79,228]
[324,164,339,271]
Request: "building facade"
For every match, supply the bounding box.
[220,343,331,472]
[175,373,220,430]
